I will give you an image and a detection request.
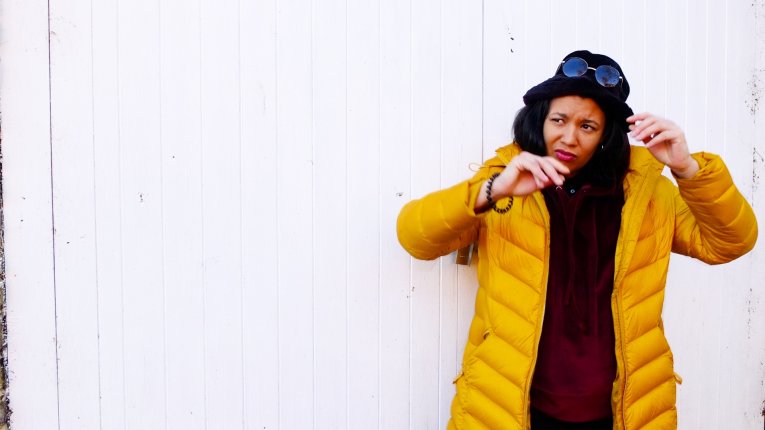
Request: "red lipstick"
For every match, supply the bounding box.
[555,150,576,162]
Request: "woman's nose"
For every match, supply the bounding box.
[561,125,577,146]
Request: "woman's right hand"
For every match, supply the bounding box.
[475,152,570,212]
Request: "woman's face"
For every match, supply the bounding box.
[543,95,606,177]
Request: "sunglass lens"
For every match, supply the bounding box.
[594,66,621,87]
[562,57,588,77]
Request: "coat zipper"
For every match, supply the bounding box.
[522,195,551,430]
[614,282,628,429]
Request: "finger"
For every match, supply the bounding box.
[542,156,571,175]
[643,132,664,148]
[626,111,653,125]
[522,160,551,188]
[538,159,566,185]
[644,129,680,149]
[629,115,659,137]
[516,153,570,187]
[632,121,667,142]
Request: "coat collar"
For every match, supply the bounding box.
[623,146,664,198]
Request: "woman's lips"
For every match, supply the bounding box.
[555,150,576,162]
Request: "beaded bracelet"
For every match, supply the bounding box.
[486,173,513,214]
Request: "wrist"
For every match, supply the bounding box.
[671,158,700,179]
[488,174,511,200]
[485,173,513,214]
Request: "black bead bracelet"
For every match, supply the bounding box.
[486,173,513,214]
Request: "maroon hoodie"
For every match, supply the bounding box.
[531,176,624,422]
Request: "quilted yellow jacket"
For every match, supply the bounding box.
[397,144,757,430]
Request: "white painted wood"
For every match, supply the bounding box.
[724,3,765,429]
[116,0,167,427]
[345,0,382,429]
[2,1,764,429]
[408,0,441,428]
[642,0,668,116]
[91,0,126,427]
[0,0,60,428]
[275,0,314,428]
[550,1,579,63]
[48,0,101,427]
[240,0,279,428]
[379,0,413,429]
[200,1,245,428]
[595,0,626,72]
[695,3,727,428]
[440,2,483,428]
[311,0,349,427]
[159,0,206,427]
[482,0,516,154]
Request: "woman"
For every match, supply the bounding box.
[397,51,758,430]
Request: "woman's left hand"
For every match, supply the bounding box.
[626,112,699,178]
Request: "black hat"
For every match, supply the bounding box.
[523,50,633,128]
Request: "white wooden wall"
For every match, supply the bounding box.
[1,0,764,429]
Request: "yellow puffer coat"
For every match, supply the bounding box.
[397,144,757,430]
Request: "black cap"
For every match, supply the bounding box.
[523,50,633,129]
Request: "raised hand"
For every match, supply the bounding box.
[475,152,570,212]
[627,112,699,178]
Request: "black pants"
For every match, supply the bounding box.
[531,407,613,430]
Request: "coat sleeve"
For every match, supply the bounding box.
[396,158,500,261]
[671,152,758,264]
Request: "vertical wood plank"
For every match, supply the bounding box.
[91,0,125,426]
[48,0,101,427]
[619,0,646,113]
[596,0,625,72]
[0,0,60,428]
[502,0,527,128]
[712,11,740,410]
[660,8,692,425]
[483,0,517,150]
[240,0,279,427]
[408,0,442,428]
[697,1,727,428]
[742,2,765,428]
[670,3,708,427]
[573,0,601,52]
[520,1,548,90]
[346,0,381,427]
[721,3,762,426]
[311,0,349,427]
[199,0,244,427]
[523,1,553,109]
[276,0,315,427]
[549,1,578,63]
[663,0,688,126]
[644,0,668,116]
[117,0,167,426]
[379,0,413,428]
[441,1,483,427]
[160,0,206,427]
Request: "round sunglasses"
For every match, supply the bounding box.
[560,57,623,88]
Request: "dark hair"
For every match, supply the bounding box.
[511,98,630,187]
